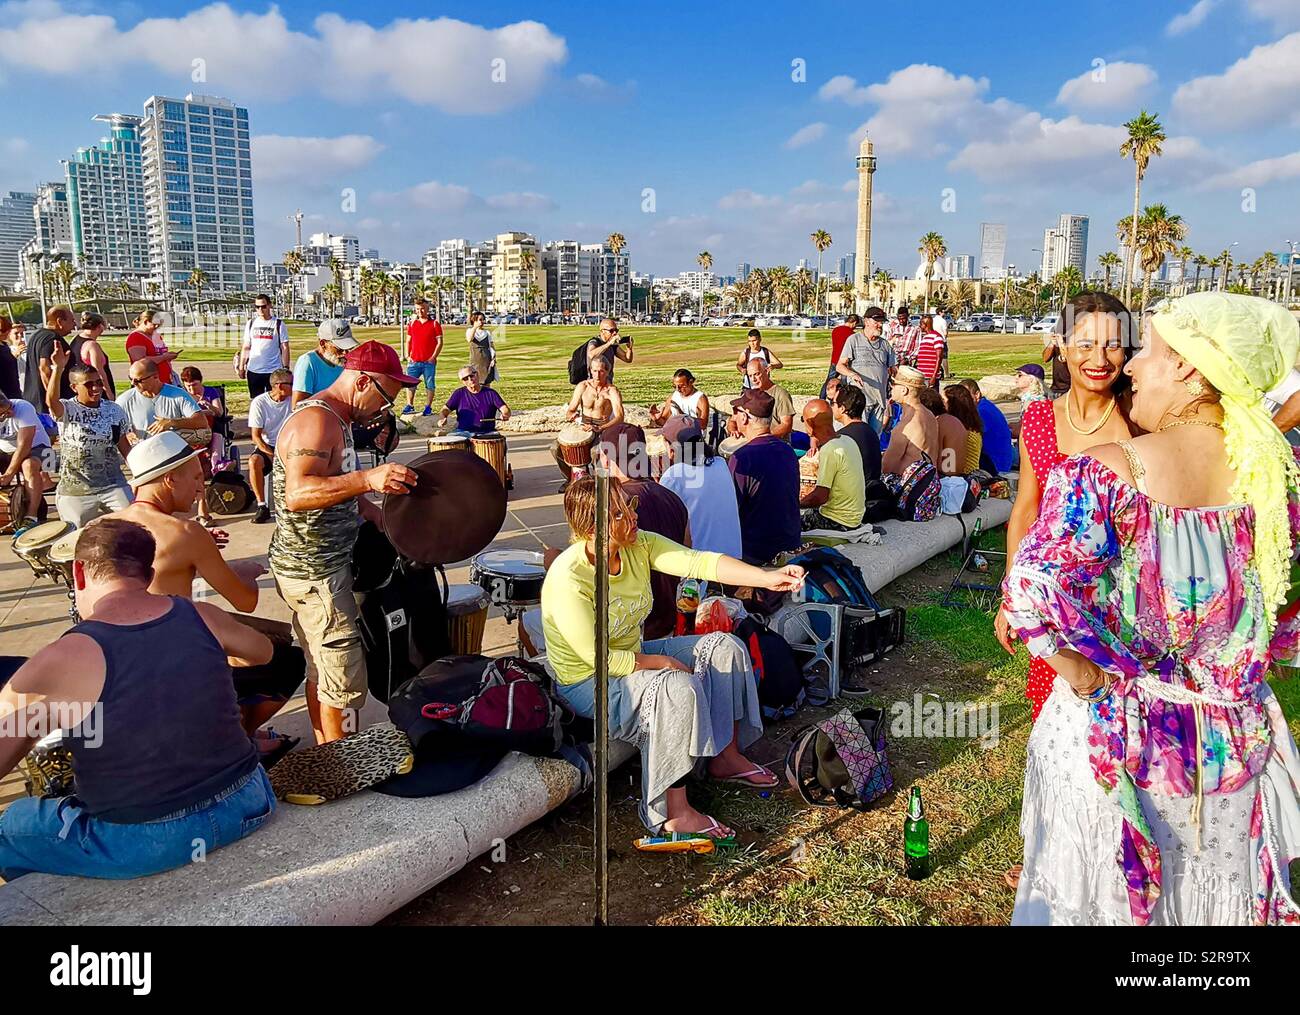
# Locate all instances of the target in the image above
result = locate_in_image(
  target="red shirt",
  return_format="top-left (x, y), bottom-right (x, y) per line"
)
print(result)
top-left (407, 319), bottom-right (443, 362)
top-left (830, 325), bottom-right (855, 366)
top-left (125, 329), bottom-right (171, 384)
top-left (915, 331), bottom-right (945, 383)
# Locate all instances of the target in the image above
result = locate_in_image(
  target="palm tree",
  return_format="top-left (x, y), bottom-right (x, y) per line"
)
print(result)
top-left (768, 265), bottom-right (793, 313)
top-left (1259, 251), bottom-right (1280, 298)
top-left (606, 233), bottom-right (626, 257)
top-left (872, 268), bottom-right (894, 308)
top-left (810, 229), bottom-right (832, 318)
top-left (1053, 265), bottom-right (1084, 303)
top-left (1176, 245), bottom-right (1195, 295)
top-left (1098, 251), bottom-right (1122, 292)
top-left (1191, 253), bottom-right (1209, 292)
top-left (696, 251), bottom-right (713, 319)
top-left (1119, 110), bottom-right (1166, 306)
top-left (282, 249), bottom-right (305, 320)
top-left (463, 275), bottom-right (484, 314)
top-left (50, 260), bottom-right (79, 306)
top-left (793, 266), bottom-right (814, 314)
top-left (748, 268), bottom-right (769, 312)
top-left (1135, 204), bottom-right (1188, 311)
top-left (948, 279), bottom-right (977, 317)
top-left (918, 231), bottom-right (947, 310)
top-left (319, 283), bottom-right (342, 317)
top-left (835, 277), bottom-right (857, 314)
top-left (1216, 248), bottom-right (1234, 292)
top-left (187, 268), bottom-right (209, 319)
top-left (524, 281), bottom-right (543, 316)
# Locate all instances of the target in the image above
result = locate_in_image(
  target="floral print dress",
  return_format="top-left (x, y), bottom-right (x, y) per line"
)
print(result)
top-left (1003, 454), bottom-right (1300, 925)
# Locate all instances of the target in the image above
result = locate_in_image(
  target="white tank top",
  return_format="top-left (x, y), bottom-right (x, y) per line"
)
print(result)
top-left (671, 389), bottom-right (705, 417)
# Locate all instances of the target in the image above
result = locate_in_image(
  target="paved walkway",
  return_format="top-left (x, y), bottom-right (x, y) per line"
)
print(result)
top-left (0, 431), bottom-right (569, 812)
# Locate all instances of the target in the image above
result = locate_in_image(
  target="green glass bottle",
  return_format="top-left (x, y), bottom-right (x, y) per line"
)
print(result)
top-left (904, 786), bottom-right (930, 880)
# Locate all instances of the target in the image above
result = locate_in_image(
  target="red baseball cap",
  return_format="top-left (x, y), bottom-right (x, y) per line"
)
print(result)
top-left (344, 340), bottom-right (419, 386)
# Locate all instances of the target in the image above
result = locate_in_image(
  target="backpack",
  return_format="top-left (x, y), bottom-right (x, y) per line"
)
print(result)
top-left (567, 342), bottom-right (591, 385)
top-left (733, 615), bottom-right (806, 720)
top-left (205, 469), bottom-right (256, 515)
top-left (785, 705), bottom-right (893, 810)
top-left (894, 457), bottom-right (941, 522)
top-left (787, 546), bottom-right (875, 607)
top-left (358, 557), bottom-right (452, 703)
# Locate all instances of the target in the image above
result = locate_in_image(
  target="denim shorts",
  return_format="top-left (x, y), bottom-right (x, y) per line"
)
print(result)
top-left (406, 360), bottom-right (437, 390)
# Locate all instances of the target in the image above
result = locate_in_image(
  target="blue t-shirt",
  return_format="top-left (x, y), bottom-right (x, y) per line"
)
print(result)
top-left (293, 351), bottom-right (343, 398)
top-left (727, 435), bottom-right (800, 565)
top-left (116, 383), bottom-right (202, 437)
top-left (660, 455), bottom-right (743, 559)
top-left (446, 386), bottom-right (505, 433)
top-left (977, 398), bottom-right (1014, 474)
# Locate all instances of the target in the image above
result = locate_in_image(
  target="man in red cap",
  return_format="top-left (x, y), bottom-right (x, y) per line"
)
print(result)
top-left (270, 340), bottom-right (419, 744)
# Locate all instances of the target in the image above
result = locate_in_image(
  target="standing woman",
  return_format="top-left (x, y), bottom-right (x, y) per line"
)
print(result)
top-left (0, 317), bottom-right (19, 399)
top-left (465, 311), bottom-right (497, 386)
top-left (1003, 293), bottom-right (1300, 925)
top-left (69, 312), bottom-right (116, 400)
top-left (736, 329), bottom-right (782, 389)
top-left (997, 292), bottom-right (1135, 722)
top-left (541, 476), bottom-right (804, 838)
top-left (125, 310), bottom-right (179, 385)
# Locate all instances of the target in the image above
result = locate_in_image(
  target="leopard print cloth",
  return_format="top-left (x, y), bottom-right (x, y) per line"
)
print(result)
top-left (268, 722), bottom-right (415, 804)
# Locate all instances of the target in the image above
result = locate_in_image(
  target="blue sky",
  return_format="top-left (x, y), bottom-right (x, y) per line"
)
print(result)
top-left (2, 0), bottom-right (1299, 278)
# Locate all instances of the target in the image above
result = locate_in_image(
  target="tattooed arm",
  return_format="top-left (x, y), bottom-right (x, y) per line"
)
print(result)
top-left (277, 405), bottom-right (416, 512)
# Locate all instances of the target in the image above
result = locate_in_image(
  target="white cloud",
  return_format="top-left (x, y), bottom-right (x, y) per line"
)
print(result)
top-left (485, 191), bottom-right (556, 212)
top-left (717, 189), bottom-right (782, 210)
top-left (1166, 0), bottom-right (1217, 35)
top-left (818, 75), bottom-right (870, 105)
top-left (1173, 31), bottom-right (1300, 131)
top-left (0, 4), bottom-right (568, 114)
top-left (1197, 150), bottom-right (1300, 189)
top-left (784, 122), bottom-right (827, 149)
top-left (377, 180), bottom-right (476, 213)
top-left (1056, 61), bottom-right (1156, 109)
top-left (1244, 0), bottom-right (1300, 31)
top-left (251, 134), bottom-right (383, 182)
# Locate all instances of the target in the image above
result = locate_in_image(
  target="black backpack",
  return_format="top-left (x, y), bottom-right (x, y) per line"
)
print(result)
top-left (567, 342), bottom-right (591, 384)
top-left (358, 557), bottom-right (452, 703)
top-left (733, 615), bottom-right (806, 720)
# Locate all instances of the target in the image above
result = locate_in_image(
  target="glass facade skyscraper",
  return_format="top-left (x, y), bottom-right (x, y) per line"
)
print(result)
top-left (63, 113), bottom-right (149, 280)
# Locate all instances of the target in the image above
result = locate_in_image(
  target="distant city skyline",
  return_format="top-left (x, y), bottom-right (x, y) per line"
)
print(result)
top-left (2, 2), bottom-right (1298, 283)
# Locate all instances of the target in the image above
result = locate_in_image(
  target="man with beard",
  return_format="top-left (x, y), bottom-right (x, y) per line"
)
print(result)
top-left (292, 319), bottom-right (359, 407)
top-left (270, 341), bottom-right (418, 743)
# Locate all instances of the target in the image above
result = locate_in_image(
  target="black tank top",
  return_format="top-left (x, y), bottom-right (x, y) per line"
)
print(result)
top-left (66, 598), bottom-right (259, 822)
top-left (68, 335), bottom-right (116, 396)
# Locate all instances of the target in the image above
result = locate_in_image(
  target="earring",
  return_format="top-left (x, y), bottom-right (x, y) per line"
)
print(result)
top-left (1184, 377), bottom-right (1205, 398)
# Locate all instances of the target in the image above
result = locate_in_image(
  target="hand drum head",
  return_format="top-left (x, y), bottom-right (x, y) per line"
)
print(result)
top-left (381, 450), bottom-right (506, 565)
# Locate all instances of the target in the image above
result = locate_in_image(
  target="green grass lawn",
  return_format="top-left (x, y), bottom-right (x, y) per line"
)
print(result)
top-left (97, 324), bottom-right (1045, 418)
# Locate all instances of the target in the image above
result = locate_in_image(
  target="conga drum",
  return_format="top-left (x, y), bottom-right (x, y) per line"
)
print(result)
top-left (470, 433), bottom-right (508, 486)
top-left (11, 520), bottom-right (72, 579)
top-left (47, 529), bottom-right (81, 622)
top-left (718, 435), bottom-right (748, 460)
top-left (22, 730), bottom-right (75, 798)
top-left (427, 434), bottom-right (470, 456)
top-left (446, 583), bottom-right (490, 655)
top-left (799, 452), bottom-right (820, 492)
top-left (557, 425), bottom-right (594, 479)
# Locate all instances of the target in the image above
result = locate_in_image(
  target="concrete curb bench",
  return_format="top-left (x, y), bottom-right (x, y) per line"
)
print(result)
top-left (0, 741), bottom-right (633, 926)
top-left (0, 500), bottom-right (1012, 926)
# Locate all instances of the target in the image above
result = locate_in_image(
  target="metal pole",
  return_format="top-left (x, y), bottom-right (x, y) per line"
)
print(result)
top-left (592, 464), bottom-right (611, 927)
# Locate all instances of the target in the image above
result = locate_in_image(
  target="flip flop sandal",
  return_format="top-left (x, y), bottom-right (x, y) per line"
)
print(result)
top-left (256, 731), bottom-right (301, 770)
top-left (715, 764), bottom-right (781, 789)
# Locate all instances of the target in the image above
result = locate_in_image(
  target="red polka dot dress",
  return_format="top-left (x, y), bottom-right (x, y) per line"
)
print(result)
top-left (1017, 398), bottom-right (1062, 722)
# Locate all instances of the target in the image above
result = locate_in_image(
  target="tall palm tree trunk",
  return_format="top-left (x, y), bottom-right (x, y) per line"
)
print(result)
top-left (1124, 163), bottom-right (1141, 307)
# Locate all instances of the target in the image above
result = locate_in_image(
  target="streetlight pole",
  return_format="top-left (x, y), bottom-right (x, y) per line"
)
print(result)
top-left (1287, 241), bottom-right (1296, 307)
top-left (1003, 264), bottom-right (1015, 333)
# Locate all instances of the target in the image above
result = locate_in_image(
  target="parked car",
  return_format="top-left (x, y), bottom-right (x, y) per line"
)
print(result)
top-left (1030, 314), bottom-right (1060, 334)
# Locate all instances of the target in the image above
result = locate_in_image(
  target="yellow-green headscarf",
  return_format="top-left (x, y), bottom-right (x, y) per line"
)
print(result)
top-left (1151, 293), bottom-right (1300, 632)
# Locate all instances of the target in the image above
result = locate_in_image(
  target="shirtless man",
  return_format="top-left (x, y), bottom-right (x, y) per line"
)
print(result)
top-left (882, 365), bottom-right (940, 477)
top-left (103, 432), bottom-right (305, 758)
top-left (554, 356), bottom-right (624, 481)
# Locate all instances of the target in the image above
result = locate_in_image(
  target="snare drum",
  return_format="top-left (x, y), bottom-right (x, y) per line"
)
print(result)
top-left (470, 550), bottom-right (546, 611)
top-left (11, 520), bottom-right (72, 579)
top-left (718, 435), bottom-right (748, 460)
top-left (557, 424), bottom-right (594, 478)
top-left (427, 434), bottom-right (470, 455)
top-left (471, 433), bottom-right (508, 486)
top-left (446, 583), bottom-right (490, 655)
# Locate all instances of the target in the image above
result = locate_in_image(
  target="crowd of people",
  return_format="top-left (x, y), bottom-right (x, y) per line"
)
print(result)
top-left (1, 290), bottom-right (1298, 930)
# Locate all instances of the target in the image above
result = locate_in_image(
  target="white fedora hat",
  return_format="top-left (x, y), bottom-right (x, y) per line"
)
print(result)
top-left (126, 431), bottom-right (202, 488)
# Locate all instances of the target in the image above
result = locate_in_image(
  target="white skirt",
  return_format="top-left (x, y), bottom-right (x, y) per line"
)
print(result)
top-left (1014, 677), bottom-right (1300, 926)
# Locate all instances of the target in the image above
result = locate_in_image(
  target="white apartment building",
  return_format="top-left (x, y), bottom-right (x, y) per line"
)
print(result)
top-left (140, 93), bottom-right (257, 296)
top-left (308, 232), bottom-right (360, 265)
top-left (19, 183), bottom-right (75, 292)
top-left (63, 113), bottom-right (149, 281)
top-left (1042, 214), bottom-right (1089, 278)
top-left (490, 232), bottom-right (540, 314)
top-left (423, 238), bottom-right (495, 311)
top-left (0, 191), bottom-right (36, 290)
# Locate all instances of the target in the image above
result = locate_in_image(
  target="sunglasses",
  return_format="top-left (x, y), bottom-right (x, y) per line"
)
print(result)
top-left (364, 374), bottom-right (397, 410)
top-left (131, 375), bottom-right (158, 386)
top-left (255, 304), bottom-right (271, 310)
top-left (78, 378), bottom-right (105, 390)
top-left (460, 371), bottom-right (479, 381)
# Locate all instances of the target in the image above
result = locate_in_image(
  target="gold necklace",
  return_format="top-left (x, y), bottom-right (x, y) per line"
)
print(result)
top-left (1064, 395), bottom-right (1117, 436)
top-left (1157, 418), bottom-right (1223, 433)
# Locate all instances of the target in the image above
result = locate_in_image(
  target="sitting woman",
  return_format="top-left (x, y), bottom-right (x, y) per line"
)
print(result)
top-left (179, 365), bottom-right (225, 526)
top-left (941, 382), bottom-right (984, 474)
top-left (918, 385), bottom-right (967, 476)
top-left (541, 476), bottom-right (805, 838)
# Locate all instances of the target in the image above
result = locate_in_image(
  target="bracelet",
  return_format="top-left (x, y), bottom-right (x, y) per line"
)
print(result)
top-left (1073, 677), bottom-right (1112, 702)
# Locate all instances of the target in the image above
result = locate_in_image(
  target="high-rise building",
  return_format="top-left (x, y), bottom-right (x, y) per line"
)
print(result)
top-left (0, 191), bottom-right (36, 290)
top-left (308, 232), bottom-right (360, 266)
top-left (838, 252), bottom-right (856, 285)
top-left (584, 242), bottom-right (630, 317)
top-left (736, 262), bottom-right (751, 282)
top-left (978, 223), bottom-right (1007, 279)
top-left (425, 238), bottom-right (495, 311)
top-left (1041, 214), bottom-right (1089, 279)
top-left (19, 182), bottom-right (74, 292)
top-left (1041, 227), bottom-right (1061, 277)
top-left (542, 240), bottom-right (585, 312)
top-left (140, 93), bottom-right (256, 295)
top-left (948, 254), bottom-right (975, 279)
top-left (63, 114), bottom-right (148, 280)
top-left (490, 232), bottom-right (540, 314)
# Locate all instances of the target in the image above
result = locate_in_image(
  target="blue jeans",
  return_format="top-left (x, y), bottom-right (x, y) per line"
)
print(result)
top-left (0, 766), bottom-right (275, 880)
top-left (406, 360), bottom-right (437, 392)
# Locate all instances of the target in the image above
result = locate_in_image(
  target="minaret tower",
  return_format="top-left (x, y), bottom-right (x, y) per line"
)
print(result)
top-left (855, 134), bottom-right (876, 311)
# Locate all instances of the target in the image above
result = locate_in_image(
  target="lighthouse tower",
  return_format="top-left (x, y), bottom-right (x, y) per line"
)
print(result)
top-left (855, 134), bottom-right (876, 312)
